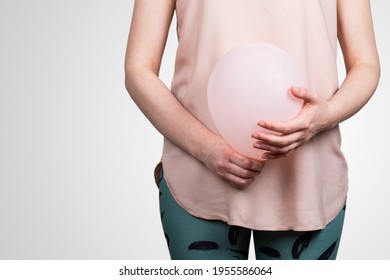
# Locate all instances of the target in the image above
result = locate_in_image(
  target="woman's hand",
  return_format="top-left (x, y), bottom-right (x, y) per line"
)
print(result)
top-left (125, 0), bottom-right (264, 189)
top-left (200, 135), bottom-right (265, 189)
top-left (251, 86), bottom-right (333, 160)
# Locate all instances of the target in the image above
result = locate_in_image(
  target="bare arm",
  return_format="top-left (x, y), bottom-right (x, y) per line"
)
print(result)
top-left (124, 0), bottom-right (264, 188)
top-left (329, 0), bottom-right (380, 123)
top-left (252, 0), bottom-right (380, 158)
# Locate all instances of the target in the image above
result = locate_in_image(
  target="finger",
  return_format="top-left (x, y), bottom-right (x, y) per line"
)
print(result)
top-left (261, 152), bottom-right (289, 160)
top-left (290, 86), bottom-right (318, 104)
top-left (214, 167), bottom-right (254, 188)
top-left (256, 117), bottom-right (308, 135)
top-left (229, 163), bottom-right (261, 179)
top-left (253, 139), bottom-right (302, 155)
top-left (224, 173), bottom-right (255, 189)
top-left (252, 131), bottom-right (303, 147)
top-left (229, 153), bottom-right (265, 173)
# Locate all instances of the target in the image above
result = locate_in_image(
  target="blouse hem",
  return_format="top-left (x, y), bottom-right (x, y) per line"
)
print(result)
top-left (163, 163), bottom-right (348, 231)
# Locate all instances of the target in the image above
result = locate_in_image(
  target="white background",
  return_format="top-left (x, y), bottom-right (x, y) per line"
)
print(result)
top-left (0, 0), bottom-right (388, 260)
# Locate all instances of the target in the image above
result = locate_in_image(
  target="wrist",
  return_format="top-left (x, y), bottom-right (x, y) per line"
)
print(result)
top-left (323, 99), bottom-right (342, 131)
top-left (193, 133), bottom-right (221, 164)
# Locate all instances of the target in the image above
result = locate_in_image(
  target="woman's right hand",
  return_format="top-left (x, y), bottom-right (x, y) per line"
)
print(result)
top-left (124, 0), bottom-right (264, 189)
top-left (199, 135), bottom-right (266, 189)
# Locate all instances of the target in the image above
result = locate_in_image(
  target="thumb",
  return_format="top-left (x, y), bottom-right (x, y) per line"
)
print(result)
top-left (290, 86), bottom-right (317, 104)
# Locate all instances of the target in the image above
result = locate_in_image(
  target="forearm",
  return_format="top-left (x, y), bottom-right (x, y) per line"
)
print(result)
top-left (125, 67), bottom-right (217, 162)
top-left (326, 62), bottom-right (380, 128)
top-left (124, 0), bottom-right (265, 188)
top-left (329, 0), bottom-right (381, 128)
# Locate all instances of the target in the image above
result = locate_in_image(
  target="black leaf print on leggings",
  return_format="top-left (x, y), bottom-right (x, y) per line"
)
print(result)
top-left (228, 226), bottom-right (241, 245)
top-left (188, 241), bottom-right (220, 251)
top-left (291, 232), bottom-right (313, 259)
top-left (317, 240), bottom-right (337, 260)
top-left (258, 246), bottom-right (282, 259)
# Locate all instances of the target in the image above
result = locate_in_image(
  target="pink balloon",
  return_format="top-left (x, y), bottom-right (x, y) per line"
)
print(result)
top-left (207, 42), bottom-right (305, 160)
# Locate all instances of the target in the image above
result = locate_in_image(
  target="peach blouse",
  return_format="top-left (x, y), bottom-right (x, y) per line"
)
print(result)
top-left (161, 0), bottom-right (348, 230)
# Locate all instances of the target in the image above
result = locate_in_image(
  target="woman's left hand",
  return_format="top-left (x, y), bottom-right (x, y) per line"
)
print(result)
top-left (251, 86), bottom-right (333, 160)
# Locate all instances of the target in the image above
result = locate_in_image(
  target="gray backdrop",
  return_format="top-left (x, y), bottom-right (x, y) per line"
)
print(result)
top-left (0, 0), bottom-right (388, 260)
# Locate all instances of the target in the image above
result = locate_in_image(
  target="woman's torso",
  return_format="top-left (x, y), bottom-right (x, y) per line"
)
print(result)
top-left (161, 0), bottom-right (348, 231)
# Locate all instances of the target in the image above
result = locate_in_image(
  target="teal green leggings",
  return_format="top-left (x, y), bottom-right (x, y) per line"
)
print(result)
top-left (157, 167), bottom-right (346, 260)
